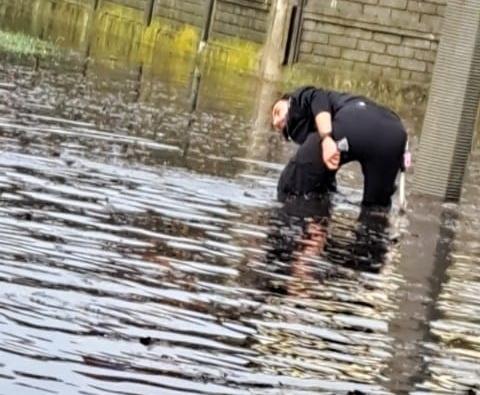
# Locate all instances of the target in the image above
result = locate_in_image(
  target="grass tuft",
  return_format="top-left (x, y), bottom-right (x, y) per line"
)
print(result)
top-left (0, 30), bottom-right (57, 56)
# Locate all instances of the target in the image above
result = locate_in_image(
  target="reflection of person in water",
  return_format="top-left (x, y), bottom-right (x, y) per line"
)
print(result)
top-left (272, 86), bottom-right (407, 209)
top-left (262, 198), bottom-right (392, 296)
top-left (245, 200), bottom-right (395, 390)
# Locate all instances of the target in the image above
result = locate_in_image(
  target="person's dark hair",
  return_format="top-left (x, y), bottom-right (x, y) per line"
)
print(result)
top-left (272, 92), bottom-right (292, 109)
top-left (271, 92), bottom-right (292, 139)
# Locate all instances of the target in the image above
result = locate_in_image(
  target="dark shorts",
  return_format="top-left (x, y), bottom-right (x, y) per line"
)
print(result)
top-left (278, 101), bottom-right (407, 207)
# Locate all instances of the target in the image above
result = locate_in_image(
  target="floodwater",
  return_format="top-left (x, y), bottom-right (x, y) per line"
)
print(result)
top-left (1, 2), bottom-right (480, 395)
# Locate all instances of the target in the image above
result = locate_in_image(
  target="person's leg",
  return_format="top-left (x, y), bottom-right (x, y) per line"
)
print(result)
top-left (361, 156), bottom-right (402, 208)
top-left (361, 112), bottom-right (406, 207)
top-left (277, 132), bottom-right (337, 202)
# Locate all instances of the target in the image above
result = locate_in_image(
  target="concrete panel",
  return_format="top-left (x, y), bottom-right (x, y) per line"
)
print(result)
top-left (414, 0), bottom-right (480, 200)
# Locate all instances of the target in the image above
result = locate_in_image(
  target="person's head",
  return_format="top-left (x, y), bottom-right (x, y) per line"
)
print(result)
top-left (271, 93), bottom-right (291, 138)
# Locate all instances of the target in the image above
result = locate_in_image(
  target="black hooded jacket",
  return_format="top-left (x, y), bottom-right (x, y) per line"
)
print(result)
top-left (283, 86), bottom-right (362, 145)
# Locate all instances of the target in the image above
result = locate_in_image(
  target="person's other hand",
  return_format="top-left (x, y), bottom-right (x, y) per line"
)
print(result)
top-left (321, 135), bottom-right (340, 170)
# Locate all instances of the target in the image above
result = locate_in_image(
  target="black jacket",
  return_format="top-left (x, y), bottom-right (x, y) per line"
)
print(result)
top-left (284, 86), bottom-right (362, 145)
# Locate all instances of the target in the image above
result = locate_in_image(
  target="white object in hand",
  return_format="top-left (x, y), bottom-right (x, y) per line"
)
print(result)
top-left (337, 137), bottom-right (349, 152)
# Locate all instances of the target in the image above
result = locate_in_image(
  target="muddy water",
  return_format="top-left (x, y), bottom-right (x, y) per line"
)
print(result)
top-left (1, 2), bottom-right (480, 395)
top-left (0, 51), bottom-right (402, 395)
top-left (410, 150), bottom-right (480, 394)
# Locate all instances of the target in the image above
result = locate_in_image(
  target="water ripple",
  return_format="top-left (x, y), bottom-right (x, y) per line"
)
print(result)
top-left (0, 52), bottom-right (413, 395)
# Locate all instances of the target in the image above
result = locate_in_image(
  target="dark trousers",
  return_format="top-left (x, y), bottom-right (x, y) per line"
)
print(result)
top-left (277, 101), bottom-right (407, 208)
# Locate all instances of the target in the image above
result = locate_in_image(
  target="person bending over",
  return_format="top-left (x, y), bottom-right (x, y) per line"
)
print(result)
top-left (272, 86), bottom-right (407, 208)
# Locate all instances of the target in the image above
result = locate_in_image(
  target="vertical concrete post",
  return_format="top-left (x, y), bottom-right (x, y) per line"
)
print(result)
top-left (262, 0), bottom-right (291, 80)
top-left (144, 0), bottom-right (156, 25)
top-left (201, 0), bottom-right (215, 45)
top-left (246, 80), bottom-right (283, 163)
top-left (414, 0), bottom-right (480, 201)
top-left (183, 0), bottom-right (216, 158)
top-left (31, 0), bottom-right (43, 37)
top-left (284, 0), bottom-right (305, 65)
top-left (188, 0), bottom-right (216, 113)
top-left (82, 0), bottom-right (101, 76)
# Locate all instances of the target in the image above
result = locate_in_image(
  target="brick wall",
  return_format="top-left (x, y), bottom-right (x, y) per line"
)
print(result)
top-left (153, 0), bottom-right (270, 43)
top-left (298, 0), bottom-right (446, 82)
top-left (113, 0), bottom-right (148, 10)
top-left (154, 0), bottom-right (206, 27)
top-left (212, 0), bottom-right (271, 43)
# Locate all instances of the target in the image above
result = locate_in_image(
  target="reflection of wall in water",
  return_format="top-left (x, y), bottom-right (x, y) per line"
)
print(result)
top-left (0, 0), bottom-right (93, 48)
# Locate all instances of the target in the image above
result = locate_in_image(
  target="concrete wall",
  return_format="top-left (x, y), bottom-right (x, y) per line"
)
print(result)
top-left (298, 0), bottom-right (446, 83)
top-left (413, 0), bottom-right (480, 200)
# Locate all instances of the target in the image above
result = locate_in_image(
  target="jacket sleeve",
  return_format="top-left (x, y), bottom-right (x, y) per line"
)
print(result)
top-left (309, 88), bottom-right (331, 116)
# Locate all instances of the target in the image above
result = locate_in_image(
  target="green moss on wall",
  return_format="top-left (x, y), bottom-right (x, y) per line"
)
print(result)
top-left (0, 0), bottom-right (262, 74)
top-left (203, 37), bottom-right (261, 72)
top-left (0, 30), bottom-right (58, 56)
top-left (283, 63), bottom-right (429, 133)
top-left (89, 2), bottom-right (261, 73)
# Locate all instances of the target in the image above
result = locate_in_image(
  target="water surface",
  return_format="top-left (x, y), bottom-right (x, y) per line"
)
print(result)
top-left (1, 2), bottom-right (480, 394)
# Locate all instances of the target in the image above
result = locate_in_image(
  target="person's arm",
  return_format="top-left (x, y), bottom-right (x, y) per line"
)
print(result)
top-left (314, 112), bottom-right (333, 139)
top-left (310, 91), bottom-right (340, 170)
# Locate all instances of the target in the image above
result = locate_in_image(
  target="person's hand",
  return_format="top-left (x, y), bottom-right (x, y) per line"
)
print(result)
top-left (321, 135), bottom-right (340, 170)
